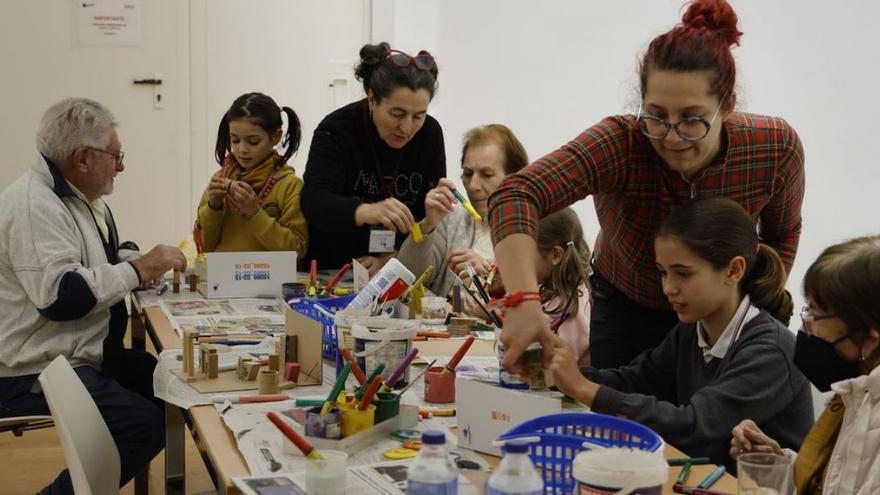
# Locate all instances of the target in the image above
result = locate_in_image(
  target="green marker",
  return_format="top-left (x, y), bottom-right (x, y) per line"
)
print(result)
top-left (675, 462), bottom-right (692, 485)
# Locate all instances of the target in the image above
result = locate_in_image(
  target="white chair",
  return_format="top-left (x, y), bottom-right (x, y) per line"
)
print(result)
top-left (38, 355), bottom-right (120, 495)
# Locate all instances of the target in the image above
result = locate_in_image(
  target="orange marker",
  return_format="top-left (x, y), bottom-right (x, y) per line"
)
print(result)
top-left (445, 335), bottom-right (475, 373)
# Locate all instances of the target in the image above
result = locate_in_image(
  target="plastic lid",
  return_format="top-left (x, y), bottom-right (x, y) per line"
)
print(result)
top-left (502, 440), bottom-right (530, 454)
top-left (572, 448), bottom-right (667, 487)
top-left (421, 430), bottom-right (446, 445)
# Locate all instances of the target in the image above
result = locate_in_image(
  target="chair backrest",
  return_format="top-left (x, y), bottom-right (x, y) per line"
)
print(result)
top-left (38, 356), bottom-right (120, 495)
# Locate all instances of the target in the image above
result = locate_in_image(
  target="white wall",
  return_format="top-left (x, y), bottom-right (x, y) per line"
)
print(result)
top-left (386, 0), bottom-right (880, 326)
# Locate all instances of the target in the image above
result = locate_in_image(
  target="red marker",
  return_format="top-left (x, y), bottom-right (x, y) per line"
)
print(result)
top-left (445, 335), bottom-right (475, 373)
top-left (266, 411), bottom-right (322, 460)
top-left (358, 375), bottom-right (383, 411)
top-left (341, 348), bottom-right (367, 386)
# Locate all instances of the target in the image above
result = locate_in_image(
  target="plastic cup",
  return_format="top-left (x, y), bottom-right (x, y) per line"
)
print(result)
top-left (373, 392), bottom-right (401, 423)
top-left (305, 449), bottom-right (348, 495)
top-left (420, 296), bottom-right (448, 320)
top-left (424, 367), bottom-right (456, 403)
top-left (282, 282), bottom-right (307, 302)
top-left (738, 453), bottom-right (794, 495)
top-left (339, 402), bottom-right (376, 437)
top-left (304, 406), bottom-right (342, 439)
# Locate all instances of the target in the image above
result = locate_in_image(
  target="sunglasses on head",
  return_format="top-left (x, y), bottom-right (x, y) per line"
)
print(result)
top-left (386, 49), bottom-right (436, 71)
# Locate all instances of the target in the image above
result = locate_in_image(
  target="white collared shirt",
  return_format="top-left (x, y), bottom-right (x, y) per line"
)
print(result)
top-left (696, 294), bottom-right (760, 363)
top-left (67, 181), bottom-right (109, 241)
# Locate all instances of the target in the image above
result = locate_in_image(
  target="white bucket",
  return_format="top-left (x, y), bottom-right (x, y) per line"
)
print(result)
top-left (572, 448), bottom-right (668, 494)
top-left (351, 319), bottom-right (418, 388)
top-left (333, 308), bottom-right (382, 352)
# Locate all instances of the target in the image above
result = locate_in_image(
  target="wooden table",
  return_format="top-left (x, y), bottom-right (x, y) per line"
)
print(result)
top-left (139, 302), bottom-right (738, 494)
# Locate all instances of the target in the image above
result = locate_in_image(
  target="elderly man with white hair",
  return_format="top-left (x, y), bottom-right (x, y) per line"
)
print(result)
top-left (0, 98), bottom-right (185, 494)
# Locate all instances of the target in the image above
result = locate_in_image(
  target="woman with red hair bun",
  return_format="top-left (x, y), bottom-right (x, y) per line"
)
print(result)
top-left (491, 0), bottom-right (805, 373)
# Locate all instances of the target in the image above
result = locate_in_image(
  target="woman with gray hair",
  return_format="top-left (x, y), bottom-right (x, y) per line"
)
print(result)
top-left (0, 97), bottom-right (183, 494)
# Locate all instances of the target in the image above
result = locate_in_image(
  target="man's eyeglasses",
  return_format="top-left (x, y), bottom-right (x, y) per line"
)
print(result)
top-left (636, 100), bottom-right (724, 142)
top-left (386, 49), bottom-right (436, 72)
top-left (86, 147), bottom-right (125, 167)
top-left (800, 306), bottom-right (836, 336)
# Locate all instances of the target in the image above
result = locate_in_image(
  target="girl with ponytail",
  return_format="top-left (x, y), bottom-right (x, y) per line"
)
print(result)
top-left (196, 92), bottom-right (308, 253)
top-left (548, 197), bottom-right (813, 470)
top-left (492, 0), bottom-right (806, 374)
top-left (535, 208), bottom-right (592, 365)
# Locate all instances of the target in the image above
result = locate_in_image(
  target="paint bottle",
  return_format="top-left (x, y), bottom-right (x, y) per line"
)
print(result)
top-left (346, 258), bottom-right (415, 310)
top-left (487, 440), bottom-right (543, 495)
top-left (407, 431), bottom-right (458, 495)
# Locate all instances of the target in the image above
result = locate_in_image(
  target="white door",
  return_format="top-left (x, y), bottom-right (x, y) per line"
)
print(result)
top-left (0, 0), bottom-right (192, 250)
top-left (189, 0), bottom-right (371, 215)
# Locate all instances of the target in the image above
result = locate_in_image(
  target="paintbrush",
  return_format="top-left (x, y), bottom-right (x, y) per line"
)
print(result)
top-left (357, 375), bottom-right (383, 411)
top-left (266, 411), bottom-right (323, 460)
top-left (356, 363), bottom-right (386, 400)
top-left (341, 348), bottom-right (367, 386)
top-left (396, 359), bottom-right (436, 396)
top-left (380, 347), bottom-right (419, 392)
top-left (449, 187), bottom-right (482, 223)
top-left (321, 263), bottom-right (351, 296)
top-left (444, 335), bottom-right (475, 374)
top-left (320, 361), bottom-right (351, 415)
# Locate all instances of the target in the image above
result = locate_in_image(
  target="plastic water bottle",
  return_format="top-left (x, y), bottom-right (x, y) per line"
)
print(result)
top-left (407, 431), bottom-right (458, 495)
top-left (487, 441), bottom-right (544, 495)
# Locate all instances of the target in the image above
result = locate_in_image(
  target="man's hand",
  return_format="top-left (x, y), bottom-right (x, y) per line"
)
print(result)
top-left (131, 245), bottom-right (186, 283)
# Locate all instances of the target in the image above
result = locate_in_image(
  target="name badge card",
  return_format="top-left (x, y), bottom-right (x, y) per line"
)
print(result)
top-left (369, 228), bottom-right (396, 253)
top-left (206, 251), bottom-right (298, 299)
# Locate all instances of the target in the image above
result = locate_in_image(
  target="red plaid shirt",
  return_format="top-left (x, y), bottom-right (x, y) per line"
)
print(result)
top-left (489, 113), bottom-right (805, 310)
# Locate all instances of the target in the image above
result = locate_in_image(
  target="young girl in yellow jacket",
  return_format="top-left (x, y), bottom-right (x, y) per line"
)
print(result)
top-left (196, 92), bottom-right (308, 254)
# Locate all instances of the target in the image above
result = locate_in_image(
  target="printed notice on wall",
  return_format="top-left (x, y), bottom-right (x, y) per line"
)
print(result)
top-left (77, 1), bottom-right (142, 46)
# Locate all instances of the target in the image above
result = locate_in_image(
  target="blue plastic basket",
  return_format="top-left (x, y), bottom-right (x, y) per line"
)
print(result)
top-left (288, 293), bottom-right (357, 359)
top-left (497, 412), bottom-right (663, 494)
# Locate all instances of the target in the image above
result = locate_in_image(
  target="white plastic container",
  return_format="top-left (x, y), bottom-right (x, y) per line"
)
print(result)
top-left (572, 448), bottom-right (667, 494)
top-left (351, 319), bottom-right (419, 387)
top-left (305, 449), bottom-right (348, 495)
top-left (346, 258), bottom-right (415, 310)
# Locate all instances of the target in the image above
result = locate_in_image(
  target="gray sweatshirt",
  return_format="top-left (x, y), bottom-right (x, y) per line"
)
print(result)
top-left (398, 207), bottom-right (476, 296)
top-left (0, 156), bottom-right (141, 377)
top-left (583, 312), bottom-right (814, 470)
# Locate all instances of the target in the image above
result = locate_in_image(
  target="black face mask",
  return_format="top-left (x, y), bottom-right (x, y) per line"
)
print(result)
top-left (794, 331), bottom-right (861, 392)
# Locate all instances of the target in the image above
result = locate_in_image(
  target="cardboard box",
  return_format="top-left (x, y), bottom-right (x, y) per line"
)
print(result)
top-left (456, 378), bottom-right (563, 456)
top-left (284, 305), bottom-right (326, 386)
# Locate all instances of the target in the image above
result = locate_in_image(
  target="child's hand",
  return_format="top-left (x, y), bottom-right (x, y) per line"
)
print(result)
top-left (229, 181), bottom-right (261, 219)
top-left (206, 171), bottom-right (229, 209)
top-left (421, 178), bottom-right (458, 234)
top-left (447, 249), bottom-right (491, 278)
top-left (548, 334), bottom-right (597, 405)
top-left (729, 420), bottom-right (783, 460)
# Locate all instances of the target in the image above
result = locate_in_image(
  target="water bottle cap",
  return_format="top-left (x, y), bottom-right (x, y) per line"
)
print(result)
top-left (502, 440), bottom-right (530, 454)
top-left (421, 430), bottom-right (446, 445)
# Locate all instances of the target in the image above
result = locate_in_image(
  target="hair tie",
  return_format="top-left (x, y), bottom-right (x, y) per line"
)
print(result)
top-left (566, 241), bottom-right (575, 247)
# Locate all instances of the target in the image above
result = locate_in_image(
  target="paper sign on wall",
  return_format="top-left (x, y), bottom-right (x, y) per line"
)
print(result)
top-left (206, 251), bottom-right (298, 299)
top-left (77, 1), bottom-right (142, 46)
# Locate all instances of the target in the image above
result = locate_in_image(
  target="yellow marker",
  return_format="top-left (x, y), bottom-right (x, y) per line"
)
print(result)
top-left (450, 188), bottom-right (482, 223)
top-left (411, 221), bottom-right (424, 242)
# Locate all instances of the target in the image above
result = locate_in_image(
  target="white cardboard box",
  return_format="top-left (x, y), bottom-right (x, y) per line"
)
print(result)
top-left (456, 378), bottom-right (563, 456)
top-left (205, 251), bottom-right (298, 299)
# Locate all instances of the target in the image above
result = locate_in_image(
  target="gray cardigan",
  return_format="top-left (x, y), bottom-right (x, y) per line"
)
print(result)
top-left (0, 156), bottom-right (141, 377)
top-left (582, 311), bottom-right (814, 470)
top-left (397, 207), bottom-right (476, 296)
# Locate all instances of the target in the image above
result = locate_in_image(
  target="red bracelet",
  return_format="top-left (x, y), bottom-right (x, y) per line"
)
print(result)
top-left (490, 291), bottom-right (541, 308)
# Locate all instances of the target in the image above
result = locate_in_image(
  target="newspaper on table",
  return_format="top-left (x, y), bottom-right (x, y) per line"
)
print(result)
top-left (154, 298), bottom-right (285, 337)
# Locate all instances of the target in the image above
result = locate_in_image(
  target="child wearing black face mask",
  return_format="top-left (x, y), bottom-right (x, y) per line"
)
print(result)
top-left (731, 235), bottom-right (880, 494)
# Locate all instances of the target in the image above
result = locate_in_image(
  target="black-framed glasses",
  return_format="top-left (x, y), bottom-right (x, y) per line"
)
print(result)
top-left (86, 147), bottom-right (125, 167)
top-left (386, 49), bottom-right (436, 71)
top-left (800, 306), bottom-right (836, 336)
top-left (636, 100), bottom-right (723, 142)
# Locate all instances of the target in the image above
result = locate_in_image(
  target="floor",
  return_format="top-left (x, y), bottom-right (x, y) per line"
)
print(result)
top-left (0, 329), bottom-right (216, 495)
